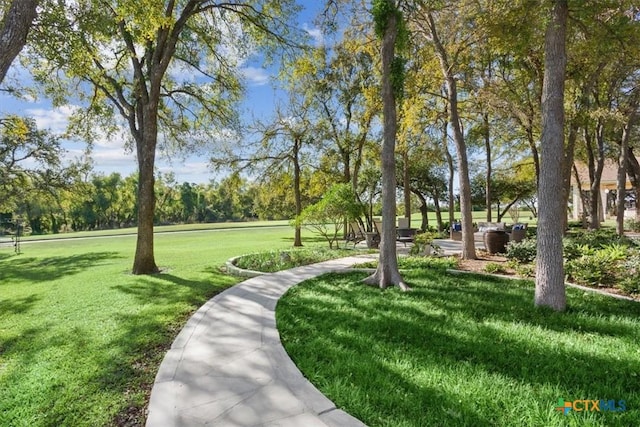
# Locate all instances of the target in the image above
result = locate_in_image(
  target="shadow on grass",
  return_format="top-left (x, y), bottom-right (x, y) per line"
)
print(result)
top-left (277, 271), bottom-right (640, 427)
top-left (111, 269), bottom-right (237, 306)
top-left (0, 267), bottom-right (240, 426)
top-left (0, 294), bottom-right (41, 315)
top-left (0, 252), bottom-right (123, 284)
top-left (101, 268), bottom-right (239, 424)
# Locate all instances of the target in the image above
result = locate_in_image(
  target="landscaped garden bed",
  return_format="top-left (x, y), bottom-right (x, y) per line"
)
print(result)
top-left (230, 246), bottom-right (372, 274)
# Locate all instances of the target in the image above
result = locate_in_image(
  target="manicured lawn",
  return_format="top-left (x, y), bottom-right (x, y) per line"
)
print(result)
top-left (277, 267), bottom-right (640, 427)
top-left (0, 224), bottom-right (310, 426)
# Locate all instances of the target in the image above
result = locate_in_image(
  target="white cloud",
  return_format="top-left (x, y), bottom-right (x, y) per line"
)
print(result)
top-left (25, 105), bottom-right (78, 134)
top-left (156, 160), bottom-right (215, 183)
top-left (303, 23), bottom-right (324, 47)
top-left (240, 66), bottom-right (270, 86)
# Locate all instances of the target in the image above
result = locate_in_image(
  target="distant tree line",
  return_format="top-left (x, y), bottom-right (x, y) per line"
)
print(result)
top-left (2, 171), bottom-right (293, 235)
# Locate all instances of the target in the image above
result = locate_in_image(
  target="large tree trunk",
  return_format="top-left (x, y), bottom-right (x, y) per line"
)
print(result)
top-left (448, 81), bottom-right (475, 259)
top-left (132, 107), bottom-right (160, 274)
top-left (403, 148), bottom-right (411, 221)
top-left (0, 0), bottom-right (39, 83)
top-left (535, 0), bottom-right (568, 311)
top-left (617, 123), bottom-right (631, 236)
top-left (627, 147), bottom-right (640, 221)
top-left (484, 113), bottom-right (492, 222)
top-left (526, 126), bottom-right (541, 185)
top-left (442, 108), bottom-right (455, 235)
top-left (433, 189), bottom-right (443, 231)
top-left (586, 122), bottom-right (606, 229)
top-left (293, 138), bottom-right (303, 246)
top-left (561, 123), bottom-right (578, 232)
top-left (427, 11), bottom-right (476, 260)
top-left (411, 189), bottom-right (428, 232)
top-left (364, 1), bottom-right (408, 291)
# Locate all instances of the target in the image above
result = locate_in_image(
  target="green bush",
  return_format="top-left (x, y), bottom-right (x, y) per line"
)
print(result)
top-left (295, 183), bottom-right (364, 248)
top-left (625, 218), bottom-right (640, 232)
top-left (565, 246), bottom-right (625, 287)
top-left (619, 254), bottom-right (640, 294)
top-left (505, 238), bottom-right (537, 263)
top-left (565, 228), bottom-right (623, 248)
top-left (598, 243), bottom-right (628, 261)
top-left (409, 231), bottom-right (441, 256)
top-left (562, 241), bottom-right (595, 261)
top-left (484, 262), bottom-right (506, 274)
top-left (234, 247), bottom-right (359, 273)
top-left (515, 263), bottom-right (535, 278)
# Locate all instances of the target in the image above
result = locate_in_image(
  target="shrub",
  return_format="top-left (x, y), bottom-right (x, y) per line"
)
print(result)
top-left (234, 247), bottom-right (358, 272)
top-left (515, 263), bottom-right (535, 278)
top-left (618, 254), bottom-right (640, 293)
top-left (565, 228), bottom-right (622, 248)
top-left (598, 243), bottom-right (628, 261)
top-left (295, 184), bottom-right (364, 249)
top-left (625, 218), bottom-right (640, 232)
top-left (505, 238), bottom-right (537, 263)
top-left (484, 262), bottom-right (506, 274)
top-left (409, 231), bottom-right (441, 256)
top-left (563, 241), bottom-right (595, 261)
top-left (565, 248), bottom-right (624, 287)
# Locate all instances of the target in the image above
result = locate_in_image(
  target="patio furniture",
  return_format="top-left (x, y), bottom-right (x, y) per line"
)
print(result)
top-left (509, 223), bottom-right (528, 243)
top-left (484, 229), bottom-right (509, 254)
top-left (347, 221), bottom-right (366, 247)
top-left (396, 217), bottom-right (416, 246)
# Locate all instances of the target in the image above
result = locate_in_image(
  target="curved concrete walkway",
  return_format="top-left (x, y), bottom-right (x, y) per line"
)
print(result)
top-left (146, 256), bottom-right (371, 427)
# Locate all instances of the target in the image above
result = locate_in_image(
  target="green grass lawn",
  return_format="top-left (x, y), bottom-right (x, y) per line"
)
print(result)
top-left (0, 224), bottom-right (311, 426)
top-left (277, 268), bottom-right (640, 427)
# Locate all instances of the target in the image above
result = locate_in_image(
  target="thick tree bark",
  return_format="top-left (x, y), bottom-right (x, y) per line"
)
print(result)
top-left (526, 126), bottom-right (540, 186)
top-left (0, 0), bottom-right (38, 84)
top-left (535, 0), bottom-right (568, 311)
top-left (627, 147), bottom-right (640, 221)
top-left (410, 189), bottom-right (428, 231)
top-left (427, 11), bottom-right (476, 260)
top-left (484, 113), bottom-right (492, 222)
top-left (586, 123), bottom-right (606, 229)
top-left (617, 124), bottom-right (631, 236)
top-left (560, 123), bottom-right (578, 232)
top-left (364, 2), bottom-right (408, 291)
top-left (132, 106), bottom-right (160, 274)
top-left (403, 148), bottom-right (411, 221)
top-left (441, 108), bottom-right (455, 235)
top-left (433, 189), bottom-right (443, 231)
top-left (293, 137), bottom-right (303, 246)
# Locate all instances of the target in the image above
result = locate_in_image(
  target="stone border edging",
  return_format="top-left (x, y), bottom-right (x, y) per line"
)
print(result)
top-left (225, 255), bottom-right (265, 278)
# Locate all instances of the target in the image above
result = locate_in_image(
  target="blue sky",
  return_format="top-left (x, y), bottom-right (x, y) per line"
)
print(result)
top-left (0, 2), bottom-right (326, 184)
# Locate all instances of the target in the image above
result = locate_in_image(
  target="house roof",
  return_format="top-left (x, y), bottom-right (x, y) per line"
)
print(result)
top-left (572, 160), bottom-right (632, 190)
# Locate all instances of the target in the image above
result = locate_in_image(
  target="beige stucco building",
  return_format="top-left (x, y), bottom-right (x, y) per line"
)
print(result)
top-left (571, 160), bottom-right (636, 222)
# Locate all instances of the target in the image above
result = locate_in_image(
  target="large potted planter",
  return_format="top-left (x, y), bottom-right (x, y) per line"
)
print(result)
top-left (365, 231), bottom-right (380, 249)
top-left (484, 229), bottom-right (509, 254)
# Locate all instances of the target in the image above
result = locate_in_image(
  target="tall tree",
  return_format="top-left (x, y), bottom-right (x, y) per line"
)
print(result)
top-left (413, 1), bottom-right (478, 260)
top-left (29, 0), bottom-right (296, 274)
top-left (364, 0), bottom-right (408, 291)
top-left (0, 116), bottom-right (77, 208)
top-left (0, 0), bottom-right (38, 83)
top-left (535, 0), bottom-right (568, 311)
